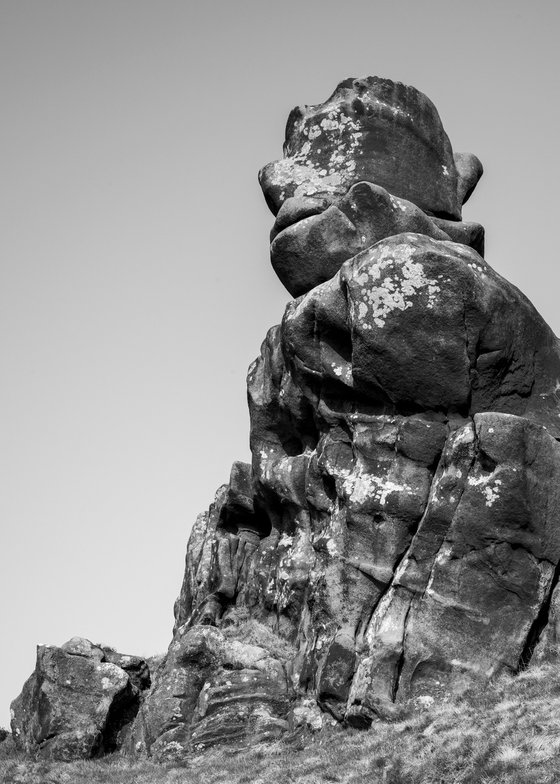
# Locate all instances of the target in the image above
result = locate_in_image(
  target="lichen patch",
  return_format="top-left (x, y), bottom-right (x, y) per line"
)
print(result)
top-left (351, 244), bottom-right (442, 329)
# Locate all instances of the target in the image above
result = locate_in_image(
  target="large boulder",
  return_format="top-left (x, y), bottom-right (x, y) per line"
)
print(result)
top-left (269, 182), bottom-right (484, 297)
top-left (10, 637), bottom-right (150, 760)
top-left (259, 76), bottom-right (484, 295)
top-left (279, 233), bottom-right (560, 435)
top-left (260, 76), bottom-right (481, 220)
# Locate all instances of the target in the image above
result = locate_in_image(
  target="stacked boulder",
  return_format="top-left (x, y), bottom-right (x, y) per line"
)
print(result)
top-left (12, 76), bottom-right (560, 759)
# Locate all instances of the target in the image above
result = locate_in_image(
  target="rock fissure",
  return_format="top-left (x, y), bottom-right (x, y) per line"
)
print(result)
top-left (392, 598), bottom-right (413, 703)
top-left (463, 304), bottom-right (475, 416)
top-left (517, 556), bottom-right (560, 672)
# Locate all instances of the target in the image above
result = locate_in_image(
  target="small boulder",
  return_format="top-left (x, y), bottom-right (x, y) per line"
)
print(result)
top-left (10, 638), bottom-right (150, 760)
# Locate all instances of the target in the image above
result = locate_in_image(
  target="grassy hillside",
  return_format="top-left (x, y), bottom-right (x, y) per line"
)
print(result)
top-left (2, 662), bottom-right (560, 783)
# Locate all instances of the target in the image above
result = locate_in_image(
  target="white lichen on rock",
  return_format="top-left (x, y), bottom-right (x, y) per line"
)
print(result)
top-left (352, 243), bottom-right (441, 329)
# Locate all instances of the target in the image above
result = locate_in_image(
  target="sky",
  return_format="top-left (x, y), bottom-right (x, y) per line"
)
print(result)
top-left (1, 0), bottom-right (559, 729)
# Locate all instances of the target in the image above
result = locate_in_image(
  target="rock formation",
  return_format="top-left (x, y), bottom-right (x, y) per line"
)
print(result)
top-left (260, 77), bottom-right (484, 296)
top-left (12, 75), bottom-right (560, 760)
top-left (11, 638), bottom-right (150, 760)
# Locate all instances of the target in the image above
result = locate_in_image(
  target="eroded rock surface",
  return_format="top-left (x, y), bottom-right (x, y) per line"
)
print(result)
top-left (135, 224), bottom-right (560, 749)
top-left (278, 234), bottom-right (560, 435)
top-left (126, 623), bottom-right (292, 759)
top-left (260, 76), bottom-right (484, 296)
top-left (136, 76), bottom-right (560, 750)
top-left (13, 75), bottom-right (560, 760)
top-left (10, 638), bottom-right (150, 760)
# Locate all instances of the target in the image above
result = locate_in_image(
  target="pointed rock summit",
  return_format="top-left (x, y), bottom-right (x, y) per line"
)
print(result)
top-left (12, 76), bottom-right (560, 760)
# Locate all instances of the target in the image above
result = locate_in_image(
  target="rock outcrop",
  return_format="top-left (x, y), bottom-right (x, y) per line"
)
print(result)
top-left (12, 75), bottom-right (560, 759)
top-left (126, 76), bottom-right (560, 756)
top-left (125, 621), bottom-right (293, 760)
top-left (10, 638), bottom-right (150, 760)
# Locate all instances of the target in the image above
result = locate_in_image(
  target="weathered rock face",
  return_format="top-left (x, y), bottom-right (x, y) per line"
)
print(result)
top-left (259, 76), bottom-right (484, 296)
top-left (10, 638), bottom-right (150, 760)
top-left (277, 234), bottom-right (560, 435)
top-left (268, 182), bottom-right (485, 297)
top-left (165, 331), bottom-right (560, 730)
top-left (13, 75), bottom-right (560, 760)
top-left (135, 76), bottom-right (560, 751)
top-left (126, 622), bottom-right (293, 759)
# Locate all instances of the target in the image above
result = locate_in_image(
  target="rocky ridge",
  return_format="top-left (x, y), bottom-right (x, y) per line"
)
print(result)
top-left (11, 75), bottom-right (560, 761)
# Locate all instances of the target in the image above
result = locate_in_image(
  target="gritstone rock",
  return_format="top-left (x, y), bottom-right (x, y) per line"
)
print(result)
top-left (260, 76), bottom-right (484, 296)
top-left (10, 638), bottom-right (150, 760)
top-left (12, 75), bottom-right (560, 759)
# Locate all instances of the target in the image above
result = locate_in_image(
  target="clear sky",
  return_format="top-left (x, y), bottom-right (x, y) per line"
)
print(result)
top-left (1, 0), bottom-right (559, 728)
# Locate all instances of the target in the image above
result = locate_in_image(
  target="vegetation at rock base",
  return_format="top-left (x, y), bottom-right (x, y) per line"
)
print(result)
top-left (3, 663), bottom-right (560, 783)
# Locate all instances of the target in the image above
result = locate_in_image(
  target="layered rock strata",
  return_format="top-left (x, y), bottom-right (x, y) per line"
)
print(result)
top-left (12, 75), bottom-right (560, 759)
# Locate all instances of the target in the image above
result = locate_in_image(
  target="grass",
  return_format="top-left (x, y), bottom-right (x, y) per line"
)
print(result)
top-left (221, 616), bottom-right (296, 660)
top-left (3, 662), bottom-right (560, 783)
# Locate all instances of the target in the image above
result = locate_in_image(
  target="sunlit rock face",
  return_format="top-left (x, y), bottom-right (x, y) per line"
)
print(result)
top-left (127, 77), bottom-right (560, 757)
top-left (259, 76), bottom-right (484, 296)
top-left (13, 76), bottom-right (560, 760)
